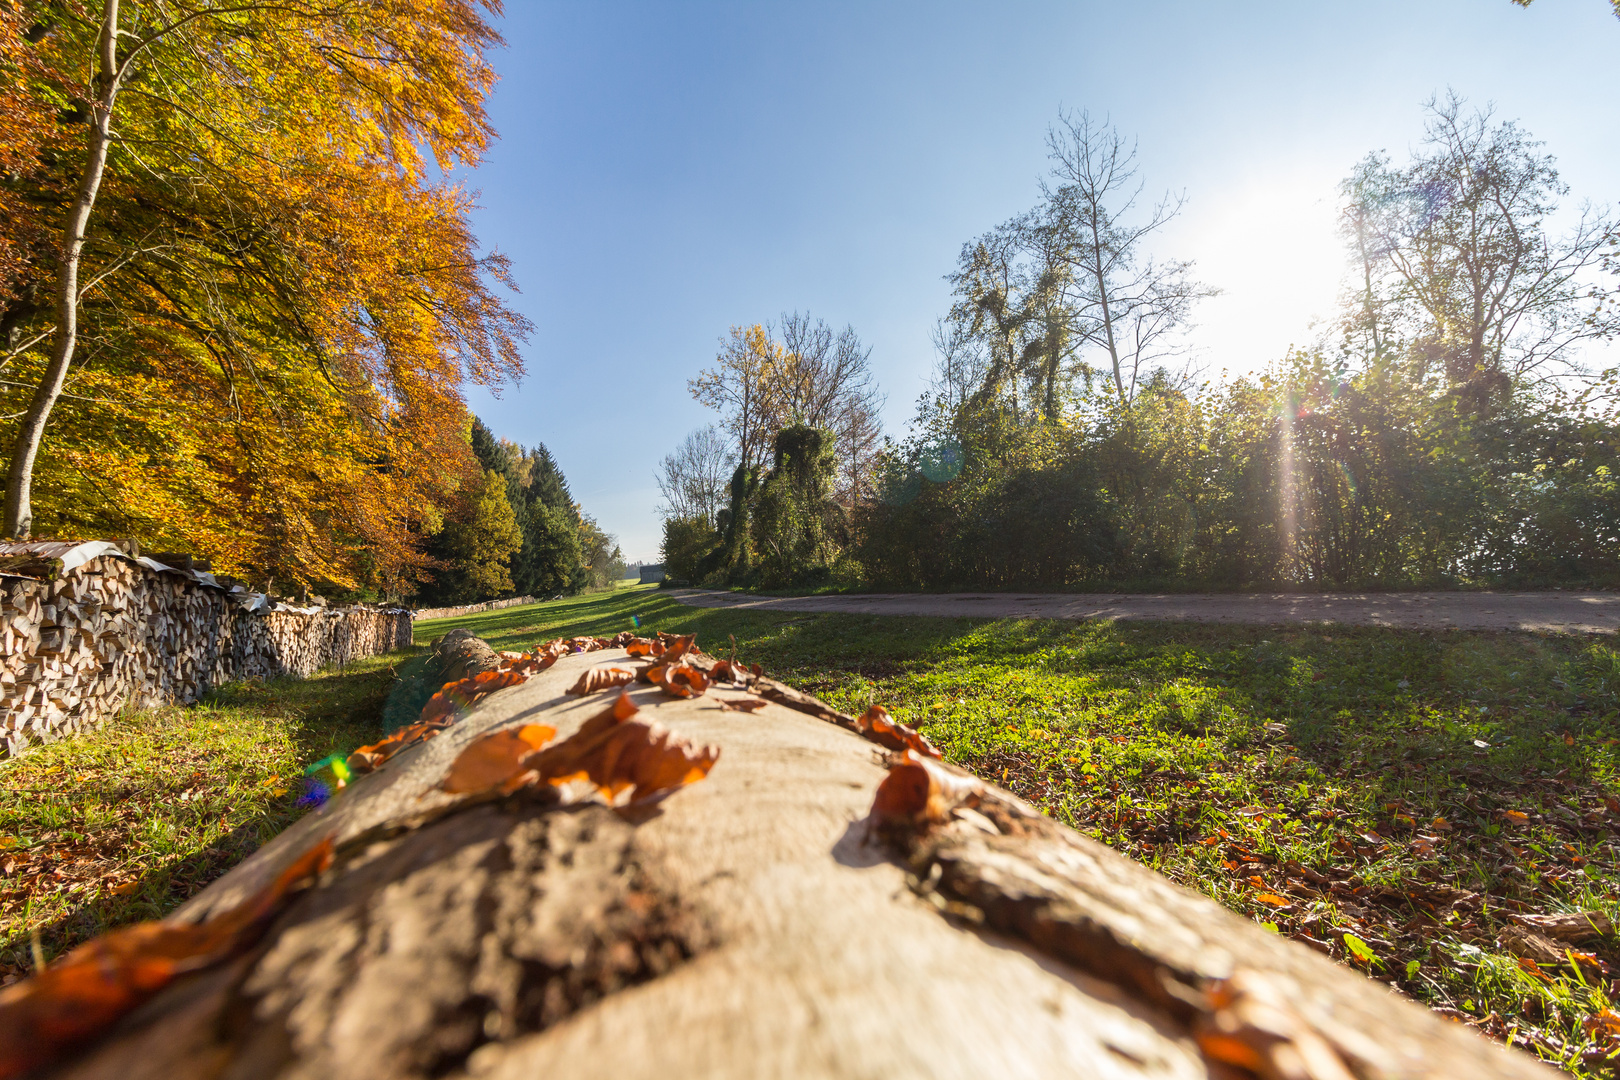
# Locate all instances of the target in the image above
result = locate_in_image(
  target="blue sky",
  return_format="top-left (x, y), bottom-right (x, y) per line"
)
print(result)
top-left (463, 0), bottom-right (1620, 562)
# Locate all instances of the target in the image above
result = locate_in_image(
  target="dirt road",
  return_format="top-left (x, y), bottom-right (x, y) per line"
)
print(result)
top-left (667, 588), bottom-right (1619, 635)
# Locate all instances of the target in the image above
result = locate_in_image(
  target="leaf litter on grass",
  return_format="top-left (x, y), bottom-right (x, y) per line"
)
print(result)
top-left (0, 650), bottom-right (411, 984)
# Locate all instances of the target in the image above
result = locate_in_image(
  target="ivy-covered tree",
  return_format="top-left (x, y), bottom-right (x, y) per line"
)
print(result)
top-left (752, 425), bottom-right (841, 587)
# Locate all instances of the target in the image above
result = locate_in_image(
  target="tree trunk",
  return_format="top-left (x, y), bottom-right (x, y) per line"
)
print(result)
top-left (3, 0), bottom-right (121, 539)
top-left (31, 642), bottom-right (1560, 1080)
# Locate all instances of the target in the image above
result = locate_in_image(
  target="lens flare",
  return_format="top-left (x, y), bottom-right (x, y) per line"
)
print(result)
top-left (1278, 394), bottom-right (1297, 571)
top-left (305, 753), bottom-right (351, 791)
top-left (296, 778), bottom-right (330, 809)
top-left (919, 438), bottom-right (964, 483)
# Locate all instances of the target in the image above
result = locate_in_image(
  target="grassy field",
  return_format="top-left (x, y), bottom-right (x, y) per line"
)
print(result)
top-left (3, 585), bottom-right (1617, 1073)
top-left (421, 585), bottom-right (1620, 1076)
top-left (0, 649), bottom-right (419, 982)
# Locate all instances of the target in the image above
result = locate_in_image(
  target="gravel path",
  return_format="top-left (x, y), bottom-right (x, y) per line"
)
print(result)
top-left (667, 588), bottom-right (1620, 635)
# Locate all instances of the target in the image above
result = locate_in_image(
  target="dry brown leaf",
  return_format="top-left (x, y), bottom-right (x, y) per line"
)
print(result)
top-left (871, 749), bottom-right (983, 825)
top-left (658, 634), bottom-right (696, 663)
top-left (855, 704), bottom-right (941, 759)
top-left (347, 717), bottom-right (454, 774)
top-left (1502, 927), bottom-right (1552, 959)
top-left (625, 637), bottom-right (665, 659)
top-left (719, 697), bottom-right (768, 713)
top-left (566, 666), bottom-right (638, 696)
top-left (656, 663), bottom-right (709, 699)
top-left (419, 668), bottom-right (531, 726)
top-left (1585, 1008), bottom-right (1620, 1040)
top-left (501, 650), bottom-right (562, 676)
top-left (0, 838), bottom-right (333, 1079)
top-left (518, 690), bottom-right (719, 803)
top-left (1196, 970), bottom-right (1357, 1080)
top-left (441, 724), bottom-right (557, 795)
top-left (709, 658), bottom-right (757, 685)
top-left (1510, 910), bottom-right (1613, 943)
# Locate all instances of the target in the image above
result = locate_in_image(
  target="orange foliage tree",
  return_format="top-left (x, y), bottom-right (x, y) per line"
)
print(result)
top-left (0, 0), bottom-right (528, 594)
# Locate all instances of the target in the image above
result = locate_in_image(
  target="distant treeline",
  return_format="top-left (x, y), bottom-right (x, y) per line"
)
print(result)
top-left (664, 99), bottom-right (1619, 592)
top-left (415, 418), bottom-right (623, 608)
top-left (860, 360), bottom-right (1618, 590)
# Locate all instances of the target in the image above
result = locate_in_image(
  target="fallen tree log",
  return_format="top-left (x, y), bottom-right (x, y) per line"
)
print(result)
top-left (4, 637), bottom-right (1560, 1080)
top-left (429, 627), bottom-right (503, 683)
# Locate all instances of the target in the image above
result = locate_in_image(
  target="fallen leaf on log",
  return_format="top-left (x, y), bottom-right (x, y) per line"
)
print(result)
top-left (567, 666), bottom-right (638, 696)
top-left (652, 663), bottom-right (709, 699)
top-left (1196, 970), bottom-right (1357, 1080)
top-left (501, 650), bottom-right (562, 675)
top-left (442, 725), bottom-right (558, 795)
top-left (0, 837), bottom-right (333, 1079)
top-left (347, 718), bottom-right (454, 774)
top-left (856, 704), bottom-right (941, 759)
top-left (351, 666), bottom-right (541, 774)
top-left (420, 669), bottom-right (531, 725)
top-left (625, 637), bottom-right (665, 659)
top-left (519, 691), bottom-right (719, 804)
top-left (871, 750), bottom-right (983, 825)
top-left (659, 634), bottom-right (696, 663)
top-left (719, 697), bottom-right (768, 713)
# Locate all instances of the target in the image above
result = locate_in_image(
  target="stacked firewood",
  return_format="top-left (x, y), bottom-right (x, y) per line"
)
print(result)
top-left (411, 595), bottom-right (537, 622)
top-left (0, 545), bottom-right (411, 756)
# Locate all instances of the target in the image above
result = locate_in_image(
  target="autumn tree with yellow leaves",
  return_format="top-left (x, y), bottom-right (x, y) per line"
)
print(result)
top-left (0, 0), bottom-right (529, 595)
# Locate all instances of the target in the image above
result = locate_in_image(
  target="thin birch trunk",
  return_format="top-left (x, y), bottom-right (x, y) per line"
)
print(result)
top-left (3, 0), bottom-right (121, 538)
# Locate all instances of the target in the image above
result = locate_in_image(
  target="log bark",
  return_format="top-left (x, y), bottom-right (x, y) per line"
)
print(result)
top-left (33, 642), bottom-right (1561, 1080)
top-left (429, 627), bottom-right (503, 684)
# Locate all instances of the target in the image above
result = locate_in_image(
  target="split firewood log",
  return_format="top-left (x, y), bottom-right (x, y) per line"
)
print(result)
top-left (2, 639), bottom-right (1560, 1080)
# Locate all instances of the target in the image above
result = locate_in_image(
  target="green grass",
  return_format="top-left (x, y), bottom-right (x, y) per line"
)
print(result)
top-left (424, 585), bottom-right (1620, 1076)
top-left (0, 647), bottom-right (421, 981)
